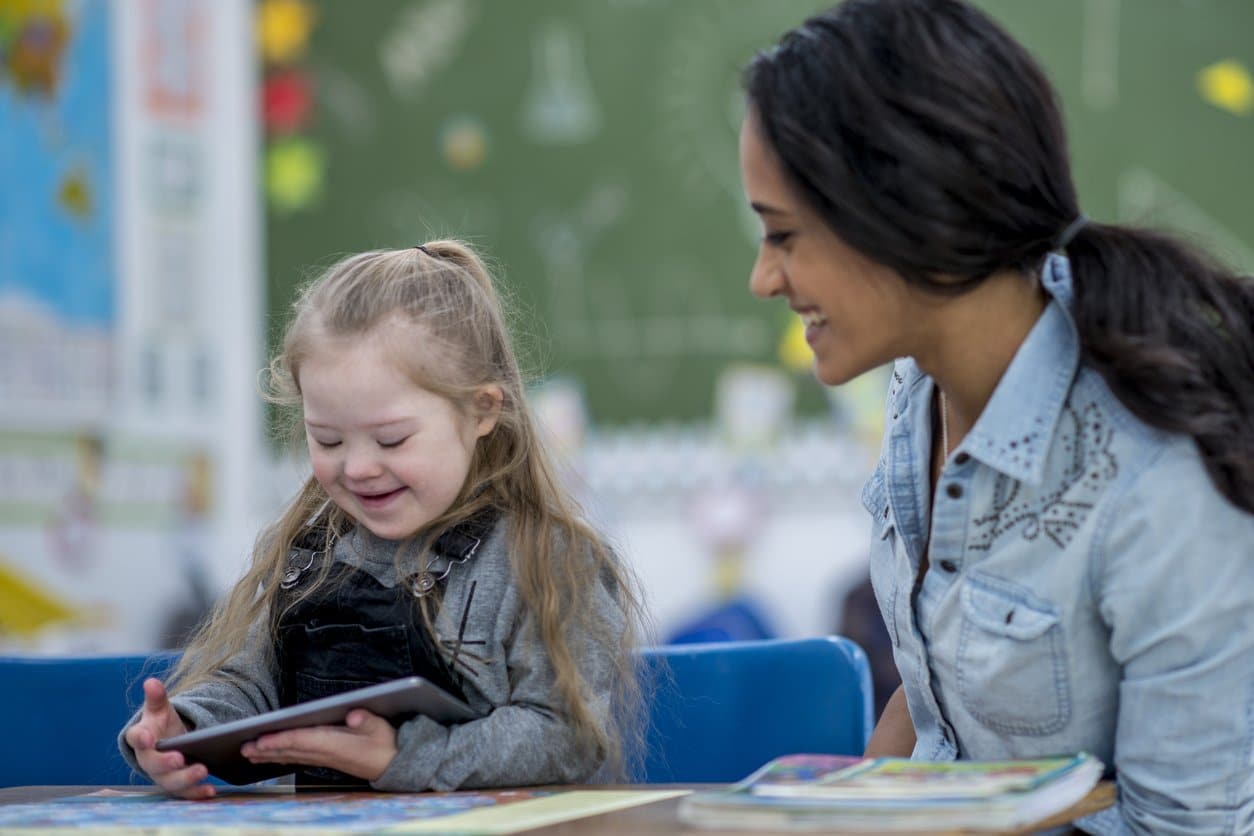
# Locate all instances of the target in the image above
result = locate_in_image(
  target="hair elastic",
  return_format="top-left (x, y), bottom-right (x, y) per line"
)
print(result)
top-left (415, 244), bottom-right (435, 258)
top-left (1054, 214), bottom-right (1089, 251)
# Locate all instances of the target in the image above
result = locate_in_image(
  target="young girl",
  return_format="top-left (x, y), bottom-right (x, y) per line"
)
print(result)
top-left (740, 1), bottom-right (1253, 833)
top-left (121, 241), bottom-right (647, 798)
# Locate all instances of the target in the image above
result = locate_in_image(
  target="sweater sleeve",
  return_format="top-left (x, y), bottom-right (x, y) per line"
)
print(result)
top-left (371, 575), bottom-right (624, 792)
top-left (117, 616), bottom-right (282, 778)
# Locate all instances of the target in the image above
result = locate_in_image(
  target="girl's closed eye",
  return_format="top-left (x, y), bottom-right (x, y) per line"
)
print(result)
top-left (378, 436), bottom-right (410, 449)
top-left (764, 230), bottom-right (794, 247)
top-left (312, 437), bottom-right (341, 449)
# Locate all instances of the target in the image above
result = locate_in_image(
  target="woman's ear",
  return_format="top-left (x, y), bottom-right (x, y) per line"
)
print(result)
top-left (473, 385), bottom-right (504, 438)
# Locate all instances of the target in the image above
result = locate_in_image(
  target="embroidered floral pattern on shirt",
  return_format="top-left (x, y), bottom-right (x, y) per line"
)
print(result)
top-left (971, 400), bottom-right (1118, 550)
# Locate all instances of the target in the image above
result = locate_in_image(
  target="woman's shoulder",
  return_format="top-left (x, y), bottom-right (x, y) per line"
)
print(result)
top-left (1068, 363), bottom-right (1210, 489)
top-left (1068, 366), bottom-right (1254, 550)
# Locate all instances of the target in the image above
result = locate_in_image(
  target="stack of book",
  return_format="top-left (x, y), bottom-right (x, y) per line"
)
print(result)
top-left (678, 752), bottom-right (1106, 832)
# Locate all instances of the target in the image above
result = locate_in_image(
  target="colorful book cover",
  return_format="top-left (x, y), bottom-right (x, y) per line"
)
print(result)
top-left (730, 754), bottom-right (867, 792)
top-left (752, 754), bottom-right (1096, 800)
top-left (679, 752), bottom-right (1107, 832)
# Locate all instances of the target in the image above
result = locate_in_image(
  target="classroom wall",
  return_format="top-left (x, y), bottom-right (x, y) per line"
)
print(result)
top-left (0, 0), bottom-right (261, 652)
top-left (3, 0), bottom-right (1252, 654)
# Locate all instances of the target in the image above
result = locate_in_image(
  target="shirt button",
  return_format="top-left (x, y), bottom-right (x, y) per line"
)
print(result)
top-left (945, 483), bottom-right (963, 499)
top-left (954, 452), bottom-right (970, 465)
top-left (939, 559), bottom-right (958, 573)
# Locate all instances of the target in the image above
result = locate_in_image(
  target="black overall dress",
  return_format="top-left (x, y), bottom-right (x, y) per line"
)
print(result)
top-left (273, 514), bottom-right (493, 786)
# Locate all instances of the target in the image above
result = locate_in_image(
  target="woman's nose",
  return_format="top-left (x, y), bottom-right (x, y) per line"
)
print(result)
top-left (748, 248), bottom-right (785, 299)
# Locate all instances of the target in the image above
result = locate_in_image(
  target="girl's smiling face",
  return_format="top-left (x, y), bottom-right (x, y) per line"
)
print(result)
top-left (299, 330), bottom-right (498, 541)
top-left (739, 110), bottom-right (919, 387)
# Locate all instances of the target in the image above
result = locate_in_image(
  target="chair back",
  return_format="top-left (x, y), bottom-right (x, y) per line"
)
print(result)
top-left (639, 636), bottom-right (873, 783)
top-left (0, 652), bottom-right (180, 786)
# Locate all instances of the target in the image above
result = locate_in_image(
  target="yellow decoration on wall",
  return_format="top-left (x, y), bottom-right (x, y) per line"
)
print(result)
top-left (1197, 59), bottom-right (1253, 116)
top-left (777, 316), bottom-right (814, 373)
top-left (57, 165), bottom-right (92, 218)
top-left (0, 0), bottom-right (63, 14)
top-left (0, 556), bottom-right (78, 636)
top-left (0, 0), bottom-right (69, 97)
top-left (257, 0), bottom-right (316, 65)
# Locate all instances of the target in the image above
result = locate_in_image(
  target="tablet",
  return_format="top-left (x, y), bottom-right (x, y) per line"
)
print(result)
top-left (155, 676), bottom-right (476, 785)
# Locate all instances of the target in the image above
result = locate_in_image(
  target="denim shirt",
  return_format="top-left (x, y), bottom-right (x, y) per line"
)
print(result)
top-left (862, 255), bottom-right (1254, 835)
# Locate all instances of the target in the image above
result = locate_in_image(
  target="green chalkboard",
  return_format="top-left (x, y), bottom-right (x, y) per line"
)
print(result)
top-left (265, 0), bottom-right (1254, 425)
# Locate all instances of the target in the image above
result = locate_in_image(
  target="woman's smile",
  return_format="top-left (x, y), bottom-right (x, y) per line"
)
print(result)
top-left (798, 309), bottom-right (829, 345)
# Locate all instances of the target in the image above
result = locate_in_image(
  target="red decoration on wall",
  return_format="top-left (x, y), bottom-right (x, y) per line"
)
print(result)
top-left (262, 69), bottom-right (313, 135)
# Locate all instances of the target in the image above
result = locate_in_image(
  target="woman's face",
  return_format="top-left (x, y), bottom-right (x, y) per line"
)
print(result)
top-left (738, 111), bottom-right (919, 386)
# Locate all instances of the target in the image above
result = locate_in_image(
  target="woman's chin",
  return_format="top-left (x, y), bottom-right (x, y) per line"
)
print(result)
top-left (814, 363), bottom-right (859, 388)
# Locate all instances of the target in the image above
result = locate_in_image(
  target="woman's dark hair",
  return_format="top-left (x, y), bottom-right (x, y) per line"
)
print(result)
top-left (744, 0), bottom-right (1254, 513)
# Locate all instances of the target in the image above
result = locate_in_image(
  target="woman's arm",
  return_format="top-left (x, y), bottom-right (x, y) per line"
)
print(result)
top-left (1094, 449), bottom-right (1254, 833)
top-left (863, 684), bottom-right (916, 757)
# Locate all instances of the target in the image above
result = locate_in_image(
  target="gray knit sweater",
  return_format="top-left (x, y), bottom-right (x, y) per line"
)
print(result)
top-left (120, 514), bottom-right (625, 791)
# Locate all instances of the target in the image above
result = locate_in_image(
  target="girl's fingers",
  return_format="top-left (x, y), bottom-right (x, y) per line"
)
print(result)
top-left (124, 725), bottom-right (153, 750)
top-left (158, 762), bottom-right (214, 797)
top-left (157, 750), bottom-right (187, 772)
top-left (142, 678), bottom-right (171, 712)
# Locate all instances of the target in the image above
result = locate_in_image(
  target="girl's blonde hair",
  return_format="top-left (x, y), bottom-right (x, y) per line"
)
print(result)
top-left (168, 241), bottom-right (649, 778)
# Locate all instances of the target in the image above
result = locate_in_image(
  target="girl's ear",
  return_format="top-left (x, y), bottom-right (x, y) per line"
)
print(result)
top-left (473, 385), bottom-right (504, 438)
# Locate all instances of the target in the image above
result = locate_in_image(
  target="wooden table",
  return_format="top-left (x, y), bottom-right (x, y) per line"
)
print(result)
top-left (0, 781), bottom-right (1115, 834)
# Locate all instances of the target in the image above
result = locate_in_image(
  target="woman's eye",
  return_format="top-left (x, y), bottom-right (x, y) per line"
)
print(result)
top-left (378, 437), bottom-right (409, 449)
top-left (764, 230), bottom-right (794, 247)
top-left (313, 439), bottom-right (341, 449)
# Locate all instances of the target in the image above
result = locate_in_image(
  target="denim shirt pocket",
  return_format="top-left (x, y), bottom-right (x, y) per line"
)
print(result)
top-left (861, 468), bottom-right (900, 647)
top-left (956, 573), bottom-right (1071, 736)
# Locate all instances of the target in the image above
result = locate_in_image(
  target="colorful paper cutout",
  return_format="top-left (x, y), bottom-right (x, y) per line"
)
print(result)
top-left (1197, 59), bottom-right (1253, 116)
top-left (265, 136), bottom-right (325, 213)
top-left (257, 0), bottom-right (316, 66)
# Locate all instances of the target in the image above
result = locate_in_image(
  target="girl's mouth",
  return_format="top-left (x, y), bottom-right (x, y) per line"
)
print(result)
top-left (356, 487), bottom-right (406, 509)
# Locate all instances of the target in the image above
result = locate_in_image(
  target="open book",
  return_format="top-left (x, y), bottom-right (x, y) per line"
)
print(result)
top-left (679, 752), bottom-right (1106, 832)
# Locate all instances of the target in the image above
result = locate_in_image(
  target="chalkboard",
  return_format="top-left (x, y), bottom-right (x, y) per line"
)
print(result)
top-left (264, 0), bottom-right (1254, 425)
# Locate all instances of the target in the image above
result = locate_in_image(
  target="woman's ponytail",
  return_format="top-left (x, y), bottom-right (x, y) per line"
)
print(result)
top-left (1065, 223), bottom-right (1254, 512)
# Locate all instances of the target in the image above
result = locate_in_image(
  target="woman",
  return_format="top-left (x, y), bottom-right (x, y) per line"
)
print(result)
top-left (739, 1), bottom-right (1254, 833)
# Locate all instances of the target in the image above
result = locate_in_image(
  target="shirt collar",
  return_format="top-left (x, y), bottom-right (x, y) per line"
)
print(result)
top-left (960, 254), bottom-right (1080, 485)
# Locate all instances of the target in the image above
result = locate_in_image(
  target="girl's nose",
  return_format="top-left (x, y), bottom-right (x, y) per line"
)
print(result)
top-left (342, 445), bottom-right (383, 481)
top-left (748, 248), bottom-right (785, 299)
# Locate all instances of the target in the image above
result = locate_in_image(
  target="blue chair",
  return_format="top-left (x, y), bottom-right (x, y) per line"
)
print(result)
top-left (0, 652), bottom-right (181, 786)
top-left (639, 636), bottom-right (873, 783)
top-left (665, 595), bottom-right (778, 645)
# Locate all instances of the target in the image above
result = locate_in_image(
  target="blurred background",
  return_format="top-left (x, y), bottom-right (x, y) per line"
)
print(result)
top-left (2, 0), bottom-right (1251, 712)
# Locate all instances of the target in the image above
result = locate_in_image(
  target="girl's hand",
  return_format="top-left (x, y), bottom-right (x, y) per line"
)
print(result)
top-left (123, 678), bottom-right (216, 799)
top-left (240, 708), bottom-right (399, 782)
